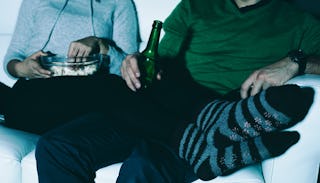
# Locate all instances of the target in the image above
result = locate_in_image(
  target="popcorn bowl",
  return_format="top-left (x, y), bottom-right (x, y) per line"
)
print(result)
top-left (40, 54), bottom-right (109, 76)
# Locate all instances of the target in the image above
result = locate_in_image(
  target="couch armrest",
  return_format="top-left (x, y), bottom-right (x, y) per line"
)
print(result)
top-left (286, 74), bottom-right (320, 87)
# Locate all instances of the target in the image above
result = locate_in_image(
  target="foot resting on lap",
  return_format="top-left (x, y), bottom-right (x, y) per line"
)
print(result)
top-left (195, 84), bottom-right (314, 148)
top-left (179, 123), bottom-right (300, 181)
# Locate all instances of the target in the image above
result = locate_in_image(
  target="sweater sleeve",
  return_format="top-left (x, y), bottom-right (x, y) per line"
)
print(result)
top-left (108, 0), bottom-right (139, 75)
top-left (3, 0), bottom-right (35, 77)
top-left (158, 0), bottom-right (190, 59)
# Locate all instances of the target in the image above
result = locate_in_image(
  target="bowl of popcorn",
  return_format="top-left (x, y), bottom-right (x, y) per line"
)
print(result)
top-left (40, 54), bottom-right (109, 76)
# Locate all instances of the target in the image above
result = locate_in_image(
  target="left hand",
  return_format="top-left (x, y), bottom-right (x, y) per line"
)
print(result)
top-left (67, 36), bottom-right (109, 59)
top-left (240, 57), bottom-right (299, 98)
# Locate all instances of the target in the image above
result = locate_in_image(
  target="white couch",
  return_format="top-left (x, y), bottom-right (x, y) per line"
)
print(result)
top-left (0, 1), bottom-right (319, 183)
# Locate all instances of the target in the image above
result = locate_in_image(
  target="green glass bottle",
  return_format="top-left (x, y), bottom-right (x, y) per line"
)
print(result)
top-left (138, 20), bottom-right (163, 89)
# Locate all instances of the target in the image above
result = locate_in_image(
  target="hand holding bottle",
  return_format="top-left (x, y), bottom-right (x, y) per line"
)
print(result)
top-left (121, 53), bottom-right (162, 92)
top-left (121, 20), bottom-right (163, 92)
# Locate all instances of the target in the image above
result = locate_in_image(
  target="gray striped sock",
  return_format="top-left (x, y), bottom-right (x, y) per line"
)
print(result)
top-left (179, 125), bottom-right (299, 181)
top-left (196, 85), bottom-right (313, 148)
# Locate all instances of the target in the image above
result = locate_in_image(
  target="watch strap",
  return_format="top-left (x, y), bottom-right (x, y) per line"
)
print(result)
top-left (288, 49), bottom-right (306, 75)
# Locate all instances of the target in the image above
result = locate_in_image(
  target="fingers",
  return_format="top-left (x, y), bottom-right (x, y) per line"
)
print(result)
top-left (68, 36), bottom-right (100, 58)
top-left (68, 43), bottom-right (78, 58)
top-left (121, 54), bottom-right (141, 91)
top-left (241, 72), bottom-right (257, 98)
top-left (30, 50), bottom-right (47, 60)
top-left (68, 42), bottom-right (94, 59)
top-left (250, 79), bottom-right (264, 97)
top-left (241, 70), bottom-right (277, 98)
top-left (156, 72), bottom-right (162, 80)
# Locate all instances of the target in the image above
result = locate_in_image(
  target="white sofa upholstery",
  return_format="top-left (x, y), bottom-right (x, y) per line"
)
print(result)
top-left (0, 1), bottom-right (319, 183)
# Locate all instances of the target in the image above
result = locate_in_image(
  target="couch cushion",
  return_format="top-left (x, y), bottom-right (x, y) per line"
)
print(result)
top-left (262, 76), bottom-right (320, 183)
top-left (0, 124), bottom-right (39, 183)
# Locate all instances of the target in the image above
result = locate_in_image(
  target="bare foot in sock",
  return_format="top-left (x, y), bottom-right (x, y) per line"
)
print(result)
top-left (179, 123), bottom-right (300, 181)
top-left (195, 84), bottom-right (313, 148)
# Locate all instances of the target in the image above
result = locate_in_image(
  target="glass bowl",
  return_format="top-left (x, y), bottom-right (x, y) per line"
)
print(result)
top-left (40, 54), bottom-right (109, 76)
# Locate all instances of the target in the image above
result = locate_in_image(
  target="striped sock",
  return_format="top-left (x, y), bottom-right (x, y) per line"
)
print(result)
top-left (179, 123), bottom-right (300, 181)
top-left (195, 85), bottom-right (313, 148)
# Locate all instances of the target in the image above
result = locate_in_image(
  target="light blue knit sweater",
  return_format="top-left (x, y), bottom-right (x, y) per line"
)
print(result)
top-left (4, 0), bottom-right (139, 77)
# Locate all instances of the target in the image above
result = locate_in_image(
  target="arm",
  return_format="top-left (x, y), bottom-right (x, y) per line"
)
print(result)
top-left (4, 0), bottom-right (41, 78)
top-left (240, 55), bottom-right (320, 99)
top-left (121, 0), bottom-right (190, 91)
top-left (108, 0), bottom-right (139, 75)
top-left (8, 51), bottom-right (51, 78)
top-left (241, 14), bottom-right (320, 98)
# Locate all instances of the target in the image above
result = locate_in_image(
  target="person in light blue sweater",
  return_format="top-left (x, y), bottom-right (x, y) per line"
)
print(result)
top-left (4, 0), bottom-right (139, 78)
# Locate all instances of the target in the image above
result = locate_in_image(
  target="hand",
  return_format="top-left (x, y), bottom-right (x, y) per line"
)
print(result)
top-left (121, 53), bottom-right (141, 91)
top-left (14, 51), bottom-right (52, 79)
top-left (240, 57), bottom-right (299, 98)
top-left (121, 53), bottom-right (162, 91)
top-left (67, 36), bottom-right (109, 59)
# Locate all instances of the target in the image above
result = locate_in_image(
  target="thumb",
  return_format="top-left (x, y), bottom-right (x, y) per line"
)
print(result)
top-left (31, 50), bottom-right (47, 60)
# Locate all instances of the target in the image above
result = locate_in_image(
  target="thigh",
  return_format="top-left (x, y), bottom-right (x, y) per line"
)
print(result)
top-left (117, 140), bottom-right (197, 183)
top-left (147, 66), bottom-right (221, 122)
top-left (38, 112), bottom-right (140, 170)
top-left (5, 74), bottom-right (125, 133)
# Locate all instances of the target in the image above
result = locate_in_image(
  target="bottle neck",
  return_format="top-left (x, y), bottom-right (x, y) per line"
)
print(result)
top-left (142, 21), bottom-right (162, 59)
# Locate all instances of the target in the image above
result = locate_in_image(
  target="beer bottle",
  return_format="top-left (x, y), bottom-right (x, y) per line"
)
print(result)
top-left (138, 20), bottom-right (163, 89)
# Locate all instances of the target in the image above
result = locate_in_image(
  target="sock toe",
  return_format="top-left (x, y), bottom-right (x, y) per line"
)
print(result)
top-left (261, 131), bottom-right (300, 156)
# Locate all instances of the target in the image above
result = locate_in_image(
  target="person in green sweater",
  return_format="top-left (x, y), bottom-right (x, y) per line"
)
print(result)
top-left (28, 0), bottom-right (318, 182)
top-left (117, 0), bottom-right (320, 182)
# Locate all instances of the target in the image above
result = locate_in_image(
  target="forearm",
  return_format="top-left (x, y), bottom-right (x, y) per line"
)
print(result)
top-left (305, 56), bottom-right (320, 74)
top-left (7, 60), bottom-right (22, 78)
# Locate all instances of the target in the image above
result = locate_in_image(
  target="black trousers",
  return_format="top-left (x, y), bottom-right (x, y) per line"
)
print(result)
top-left (4, 66), bottom-right (221, 183)
top-left (117, 139), bottom-right (198, 183)
top-left (5, 68), bottom-right (219, 140)
top-left (35, 112), bottom-right (197, 183)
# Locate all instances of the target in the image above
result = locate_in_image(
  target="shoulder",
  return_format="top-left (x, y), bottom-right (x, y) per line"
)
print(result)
top-left (277, 0), bottom-right (319, 25)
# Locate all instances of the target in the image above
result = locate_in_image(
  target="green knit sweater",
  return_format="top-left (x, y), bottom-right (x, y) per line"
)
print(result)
top-left (159, 0), bottom-right (320, 95)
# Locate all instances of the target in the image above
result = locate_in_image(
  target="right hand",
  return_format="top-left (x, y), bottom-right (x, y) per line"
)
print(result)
top-left (15, 50), bottom-right (52, 79)
top-left (121, 53), bottom-right (162, 91)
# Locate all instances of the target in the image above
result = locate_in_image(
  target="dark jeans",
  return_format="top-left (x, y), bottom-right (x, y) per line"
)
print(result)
top-left (35, 112), bottom-right (196, 183)
top-left (4, 66), bottom-right (220, 183)
top-left (117, 140), bottom-right (198, 183)
top-left (6, 69), bottom-right (218, 139)
top-left (35, 112), bottom-right (139, 183)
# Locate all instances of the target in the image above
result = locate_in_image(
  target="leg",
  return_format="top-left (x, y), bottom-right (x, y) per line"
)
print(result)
top-left (36, 112), bottom-right (139, 183)
top-left (117, 140), bottom-right (197, 183)
top-left (5, 75), bottom-right (111, 134)
top-left (0, 82), bottom-right (11, 115)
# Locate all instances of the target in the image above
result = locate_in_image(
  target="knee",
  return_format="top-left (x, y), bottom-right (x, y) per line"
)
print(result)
top-left (35, 133), bottom-right (65, 162)
top-left (35, 130), bottom-right (79, 163)
top-left (117, 154), bottom-right (157, 183)
top-left (117, 141), bottom-right (188, 183)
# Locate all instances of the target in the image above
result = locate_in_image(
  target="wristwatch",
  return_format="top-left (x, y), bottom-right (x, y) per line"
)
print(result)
top-left (288, 49), bottom-right (307, 75)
